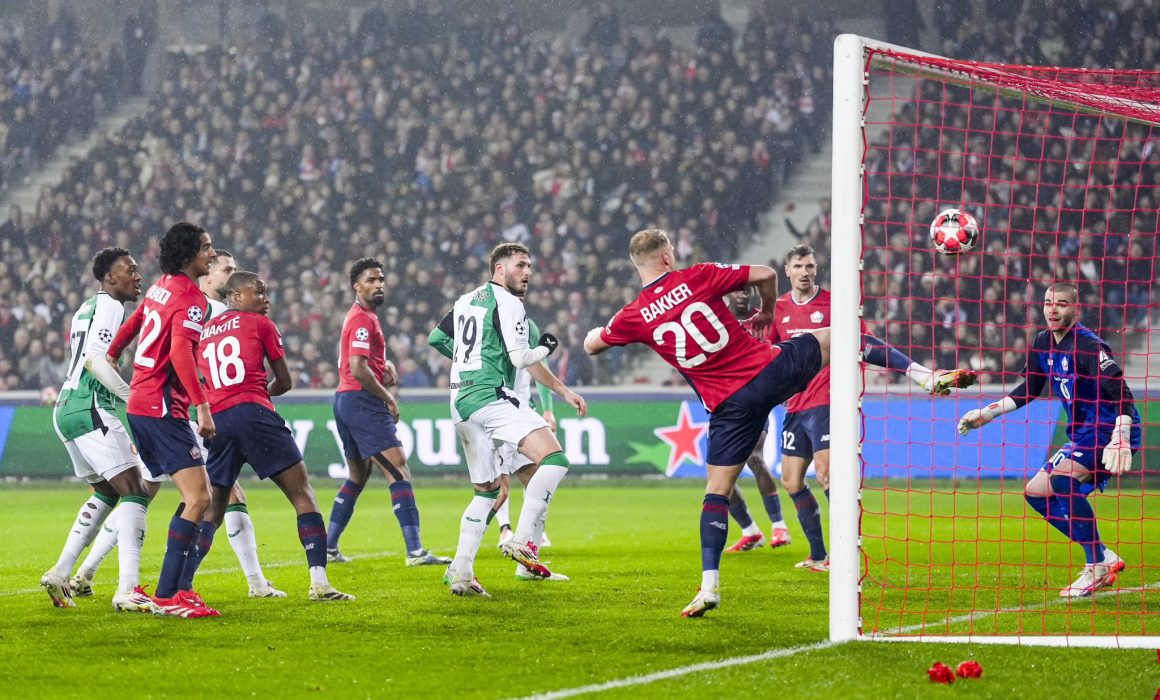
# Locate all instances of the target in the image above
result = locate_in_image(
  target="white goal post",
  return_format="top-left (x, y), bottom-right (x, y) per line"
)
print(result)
top-left (828, 33), bottom-right (1160, 648)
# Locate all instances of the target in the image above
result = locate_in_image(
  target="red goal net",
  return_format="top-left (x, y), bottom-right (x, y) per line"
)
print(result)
top-left (852, 46), bottom-right (1160, 644)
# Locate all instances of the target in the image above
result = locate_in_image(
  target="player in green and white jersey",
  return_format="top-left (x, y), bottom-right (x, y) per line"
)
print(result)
top-left (41, 248), bottom-right (156, 613)
top-left (71, 250), bottom-right (285, 599)
top-left (494, 317), bottom-right (558, 551)
top-left (429, 243), bottom-right (586, 596)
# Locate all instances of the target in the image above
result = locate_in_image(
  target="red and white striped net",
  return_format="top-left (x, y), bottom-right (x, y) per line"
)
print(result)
top-left (858, 49), bottom-right (1160, 639)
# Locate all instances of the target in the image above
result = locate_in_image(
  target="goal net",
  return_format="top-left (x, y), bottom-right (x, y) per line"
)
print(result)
top-left (829, 35), bottom-right (1160, 647)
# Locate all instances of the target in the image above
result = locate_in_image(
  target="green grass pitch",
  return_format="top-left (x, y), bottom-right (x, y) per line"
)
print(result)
top-left (1, 479), bottom-right (1157, 699)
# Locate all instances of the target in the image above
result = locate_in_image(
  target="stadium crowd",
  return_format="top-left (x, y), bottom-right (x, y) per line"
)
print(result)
top-left (788, 0), bottom-right (1160, 387)
top-left (0, 2), bottom-right (832, 392)
top-left (0, 14), bottom-right (130, 193)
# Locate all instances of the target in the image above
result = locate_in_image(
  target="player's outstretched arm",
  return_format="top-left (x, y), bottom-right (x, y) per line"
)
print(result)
top-left (744, 265), bottom-right (778, 335)
top-left (267, 356), bottom-right (293, 397)
top-left (584, 327), bottom-right (611, 356)
top-left (526, 361), bottom-right (587, 418)
top-left (957, 368), bottom-right (1045, 436)
top-left (350, 354), bottom-right (399, 419)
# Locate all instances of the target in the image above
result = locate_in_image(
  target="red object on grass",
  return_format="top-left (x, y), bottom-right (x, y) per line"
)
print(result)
top-left (956, 660), bottom-right (983, 679)
top-left (928, 662), bottom-right (955, 684)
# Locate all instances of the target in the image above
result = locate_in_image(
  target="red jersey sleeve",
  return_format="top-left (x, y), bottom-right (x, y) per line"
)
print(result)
top-left (108, 303), bottom-right (144, 360)
top-left (346, 315), bottom-right (373, 358)
top-left (599, 309), bottom-right (638, 347)
top-left (173, 290), bottom-right (207, 342)
top-left (690, 263), bottom-right (751, 297)
top-left (766, 298), bottom-right (784, 344)
top-left (259, 317), bottom-right (286, 363)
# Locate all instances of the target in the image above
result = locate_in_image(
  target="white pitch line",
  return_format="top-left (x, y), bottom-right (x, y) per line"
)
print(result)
top-left (510, 581), bottom-right (1160, 700)
top-left (1, 550), bottom-right (399, 597)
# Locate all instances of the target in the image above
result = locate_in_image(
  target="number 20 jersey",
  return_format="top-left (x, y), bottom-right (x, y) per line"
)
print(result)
top-left (600, 263), bottom-right (779, 412)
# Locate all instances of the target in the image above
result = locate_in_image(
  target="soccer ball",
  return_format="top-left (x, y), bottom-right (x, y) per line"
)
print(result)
top-left (929, 208), bottom-right (980, 256)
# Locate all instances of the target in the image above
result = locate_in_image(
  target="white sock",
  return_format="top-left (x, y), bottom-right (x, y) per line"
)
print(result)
top-left (453, 493), bottom-right (497, 580)
top-left (78, 508), bottom-right (120, 580)
top-left (224, 508), bottom-right (266, 588)
top-left (906, 362), bottom-right (933, 385)
top-left (531, 514), bottom-right (547, 549)
top-left (772, 519), bottom-right (787, 530)
top-left (114, 501), bottom-right (148, 594)
top-left (496, 497), bottom-right (511, 530)
top-left (308, 565), bottom-right (329, 587)
top-left (742, 522), bottom-right (761, 537)
top-left (513, 464), bottom-right (568, 543)
top-left (53, 494), bottom-right (115, 578)
top-left (701, 569), bottom-right (720, 592)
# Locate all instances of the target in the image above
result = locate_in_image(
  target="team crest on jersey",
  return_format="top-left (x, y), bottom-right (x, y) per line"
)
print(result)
top-left (97, 328), bottom-right (113, 344)
top-left (1061, 357), bottom-right (1069, 372)
top-left (187, 305), bottom-right (204, 323)
top-left (810, 311), bottom-right (824, 323)
top-left (190, 446), bottom-right (201, 461)
top-left (355, 328), bottom-right (369, 341)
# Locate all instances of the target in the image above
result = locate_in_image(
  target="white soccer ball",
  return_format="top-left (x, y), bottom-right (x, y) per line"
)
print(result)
top-left (930, 208), bottom-right (980, 256)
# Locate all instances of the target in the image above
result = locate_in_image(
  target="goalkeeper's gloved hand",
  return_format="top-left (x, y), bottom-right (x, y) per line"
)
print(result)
top-left (957, 403), bottom-right (999, 435)
top-left (538, 332), bottom-right (559, 355)
top-left (1101, 415), bottom-right (1134, 474)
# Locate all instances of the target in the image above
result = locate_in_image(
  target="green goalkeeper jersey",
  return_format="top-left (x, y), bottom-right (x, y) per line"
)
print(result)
top-left (54, 293), bottom-right (127, 439)
top-left (431, 281), bottom-right (534, 421)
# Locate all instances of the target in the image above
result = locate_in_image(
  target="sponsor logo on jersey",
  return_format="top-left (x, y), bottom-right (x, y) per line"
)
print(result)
top-left (782, 316), bottom-right (790, 323)
top-left (355, 327), bottom-right (369, 341)
top-left (641, 283), bottom-right (693, 323)
top-left (1099, 350), bottom-right (1116, 370)
top-left (187, 305), bottom-right (204, 323)
top-left (810, 311), bottom-right (824, 323)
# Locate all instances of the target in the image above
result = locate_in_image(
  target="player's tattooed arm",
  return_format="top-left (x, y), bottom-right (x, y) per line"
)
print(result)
top-left (350, 354), bottom-right (399, 419)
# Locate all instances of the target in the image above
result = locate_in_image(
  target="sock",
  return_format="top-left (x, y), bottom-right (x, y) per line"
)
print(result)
top-left (297, 512), bottom-right (329, 585)
top-left (1049, 475), bottom-right (1105, 565)
top-left (862, 334), bottom-right (913, 372)
top-left (761, 492), bottom-right (784, 524)
top-left (904, 362), bottom-right (933, 386)
top-left (496, 497), bottom-right (511, 530)
top-left (114, 497), bottom-right (149, 594)
top-left (51, 492), bottom-right (116, 578)
top-left (700, 494), bottom-right (730, 573)
top-left (701, 569), bottom-right (720, 592)
top-left (224, 504), bottom-right (266, 589)
top-left (389, 480), bottom-right (423, 554)
top-left (791, 487), bottom-right (827, 560)
top-left (177, 520), bottom-right (217, 591)
top-left (728, 500), bottom-right (755, 530)
top-left (78, 503), bottom-right (122, 580)
top-left (326, 479), bottom-right (364, 550)
top-left (452, 489), bottom-right (499, 580)
top-left (531, 513), bottom-right (548, 549)
top-left (156, 517), bottom-right (197, 598)
top-left (514, 453), bottom-right (569, 543)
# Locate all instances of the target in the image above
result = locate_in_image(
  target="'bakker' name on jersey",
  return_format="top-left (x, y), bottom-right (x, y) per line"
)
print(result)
top-left (600, 263), bottom-right (778, 412)
top-left (197, 310), bottom-right (285, 413)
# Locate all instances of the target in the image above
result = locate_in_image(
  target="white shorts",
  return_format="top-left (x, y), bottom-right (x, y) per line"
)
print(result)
top-left (458, 399), bottom-right (548, 483)
top-left (54, 408), bottom-right (143, 484)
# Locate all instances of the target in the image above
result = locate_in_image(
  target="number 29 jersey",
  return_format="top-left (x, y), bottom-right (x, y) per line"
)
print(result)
top-left (600, 263), bottom-right (779, 412)
top-left (196, 310), bottom-right (285, 413)
top-left (443, 281), bottom-right (531, 421)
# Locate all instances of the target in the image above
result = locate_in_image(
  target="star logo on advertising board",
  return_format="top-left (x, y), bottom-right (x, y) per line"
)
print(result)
top-left (653, 401), bottom-right (708, 477)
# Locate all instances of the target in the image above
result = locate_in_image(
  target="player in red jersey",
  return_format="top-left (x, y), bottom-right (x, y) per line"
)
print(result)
top-left (325, 258), bottom-right (449, 567)
top-left (769, 244), bottom-right (975, 572)
top-left (721, 288), bottom-right (792, 553)
top-left (106, 221), bottom-right (220, 618)
top-left (178, 271), bottom-right (353, 601)
top-left (584, 229), bottom-right (832, 617)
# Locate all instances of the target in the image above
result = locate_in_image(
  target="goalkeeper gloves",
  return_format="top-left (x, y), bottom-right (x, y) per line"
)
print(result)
top-left (957, 397), bottom-right (1015, 435)
top-left (538, 332), bottom-right (560, 355)
top-left (1101, 415), bottom-right (1134, 474)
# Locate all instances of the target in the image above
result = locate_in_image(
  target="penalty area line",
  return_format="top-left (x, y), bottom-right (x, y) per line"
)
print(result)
top-left (505, 640), bottom-right (839, 700)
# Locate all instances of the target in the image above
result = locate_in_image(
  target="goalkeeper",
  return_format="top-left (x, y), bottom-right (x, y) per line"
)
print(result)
top-left (958, 282), bottom-right (1140, 598)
